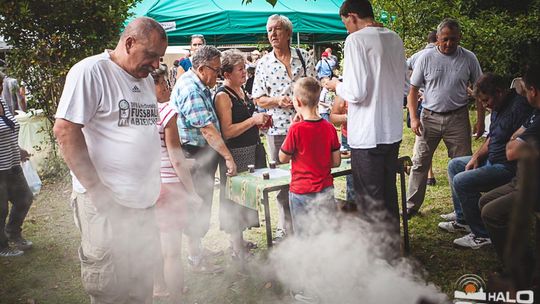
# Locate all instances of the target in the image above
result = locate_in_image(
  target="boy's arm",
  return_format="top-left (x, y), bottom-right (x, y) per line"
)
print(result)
top-left (331, 150), bottom-right (341, 167)
top-left (279, 149), bottom-right (291, 164)
top-left (279, 127), bottom-right (295, 164)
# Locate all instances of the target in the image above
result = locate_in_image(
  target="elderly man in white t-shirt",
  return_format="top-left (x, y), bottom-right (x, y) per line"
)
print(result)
top-left (53, 17), bottom-right (167, 304)
top-left (326, 0), bottom-right (408, 232)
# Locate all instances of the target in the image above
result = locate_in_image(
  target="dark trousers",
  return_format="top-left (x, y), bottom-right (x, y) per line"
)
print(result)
top-left (480, 181), bottom-right (518, 262)
top-left (351, 141), bottom-right (401, 231)
top-left (182, 145), bottom-right (219, 239)
top-left (0, 165), bottom-right (34, 248)
top-left (480, 180), bottom-right (536, 279)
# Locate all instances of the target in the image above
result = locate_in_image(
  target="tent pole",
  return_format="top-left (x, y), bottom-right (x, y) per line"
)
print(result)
top-left (297, 32), bottom-right (300, 47)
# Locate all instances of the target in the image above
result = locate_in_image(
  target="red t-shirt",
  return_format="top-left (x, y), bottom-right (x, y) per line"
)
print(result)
top-left (281, 119), bottom-right (340, 194)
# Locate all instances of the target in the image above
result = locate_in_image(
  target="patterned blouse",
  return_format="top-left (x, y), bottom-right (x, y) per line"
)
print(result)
top-left (251, 47), bottom-right (315, 136)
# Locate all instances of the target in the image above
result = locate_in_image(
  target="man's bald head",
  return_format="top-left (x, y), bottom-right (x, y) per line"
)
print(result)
top-left (113, 17), bottom-right (168, 79)
top-left (121, 17), bottom-right (167, 43)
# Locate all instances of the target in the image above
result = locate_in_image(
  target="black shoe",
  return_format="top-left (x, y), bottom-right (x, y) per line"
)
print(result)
top-left (405, 208), bottom-right (420, 220)
top-left (8, 237), bottom-right (33, 251)
top-left (427, 178), bottom-right (437, 186)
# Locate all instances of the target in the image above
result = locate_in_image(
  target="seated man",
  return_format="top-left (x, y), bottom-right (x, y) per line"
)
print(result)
top-left (480, 64), bottom-right (540, 269)
top-left (440, 73), bottom-right (533, 249)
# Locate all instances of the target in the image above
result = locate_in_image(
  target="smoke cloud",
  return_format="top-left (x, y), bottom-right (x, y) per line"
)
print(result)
top-left (258, 205), bottom-right (448, 304)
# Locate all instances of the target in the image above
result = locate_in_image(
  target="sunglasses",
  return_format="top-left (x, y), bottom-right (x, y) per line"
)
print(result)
top-left (204, 65), bottom-right (221, 74)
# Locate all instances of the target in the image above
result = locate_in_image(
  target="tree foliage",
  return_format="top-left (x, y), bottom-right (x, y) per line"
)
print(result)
top-left (0, 0), bottom-right (140, 122)
top-left (372, 0), bottom-right (540, 78)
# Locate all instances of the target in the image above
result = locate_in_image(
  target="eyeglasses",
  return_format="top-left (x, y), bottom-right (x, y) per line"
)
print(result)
top-left (204, 65), bottom-right (221, 74)
top-left (191, 34), bottom-right (205, 39)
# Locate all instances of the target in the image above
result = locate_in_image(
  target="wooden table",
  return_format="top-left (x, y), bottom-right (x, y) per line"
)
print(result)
top-left (225, 161), bottom-right (352, 248)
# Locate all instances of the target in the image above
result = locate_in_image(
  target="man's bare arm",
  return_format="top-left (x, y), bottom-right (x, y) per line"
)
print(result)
top-left (201, 123), bottom-right (237, 176)
top-left (53, 118), bottom-right (113, 210)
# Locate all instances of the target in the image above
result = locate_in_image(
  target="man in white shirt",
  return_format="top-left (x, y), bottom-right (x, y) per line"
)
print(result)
top-left (53, 17), bottom-right (167, 304)
top-left (326, 0), bottom-right (407, 230)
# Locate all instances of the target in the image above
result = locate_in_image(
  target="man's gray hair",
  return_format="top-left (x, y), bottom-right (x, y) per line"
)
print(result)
top-left (267, 14), bottom-right (293, 35)
top-left (221, 49), bottom-right (245, 74)
top-left (192, 45), bottom-right (221, 70)
top-left (437, 18), bottom-right (460, 34)
top-left (121, 17), bottom-right (167, 41)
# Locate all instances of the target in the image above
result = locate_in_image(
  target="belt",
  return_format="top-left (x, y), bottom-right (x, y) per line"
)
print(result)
top-left (423, 105), bottom-right (467, 115)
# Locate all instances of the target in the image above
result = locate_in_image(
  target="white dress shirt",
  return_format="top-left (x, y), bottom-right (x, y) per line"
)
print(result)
top-left (336, 27), bottom-right (408, 149)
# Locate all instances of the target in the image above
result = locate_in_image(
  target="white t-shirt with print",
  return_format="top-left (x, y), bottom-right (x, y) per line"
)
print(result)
top-left (56, 51), bottom-right (161, 209)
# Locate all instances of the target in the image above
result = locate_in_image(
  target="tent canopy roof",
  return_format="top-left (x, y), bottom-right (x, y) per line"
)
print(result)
top-left (128, 0), bottom-right (347, 45)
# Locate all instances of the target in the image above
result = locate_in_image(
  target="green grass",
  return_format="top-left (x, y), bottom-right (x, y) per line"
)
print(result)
top-left (0, 111), bottom-right (499, 303)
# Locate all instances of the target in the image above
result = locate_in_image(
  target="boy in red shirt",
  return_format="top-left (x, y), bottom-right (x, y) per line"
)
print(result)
top-left (279, 77), bottom-right (341, 236)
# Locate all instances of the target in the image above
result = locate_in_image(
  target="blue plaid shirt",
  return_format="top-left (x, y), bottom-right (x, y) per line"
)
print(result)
top-left (171, 69), bottom-right (220, 147)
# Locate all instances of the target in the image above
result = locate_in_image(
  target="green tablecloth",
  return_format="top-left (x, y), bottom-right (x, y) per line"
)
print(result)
top-left (225, 160), bottom-right (352, 210)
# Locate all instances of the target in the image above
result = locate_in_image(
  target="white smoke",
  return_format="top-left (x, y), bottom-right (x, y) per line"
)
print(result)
top-left (259, 207), bottom-right (448, 304)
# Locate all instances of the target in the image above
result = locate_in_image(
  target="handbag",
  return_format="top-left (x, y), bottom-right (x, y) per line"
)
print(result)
top-left (254, 141), bottom-right (268, 169)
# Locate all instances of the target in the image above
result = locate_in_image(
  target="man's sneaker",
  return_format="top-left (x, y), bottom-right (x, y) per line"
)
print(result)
top-left (290, 290), bottom-right (320, 303)
top-left (0, 246), bottom-right (24, 257)
top-left (9, 237), bottom-right (33, 251)
top-left (453, 233), bottom-right (492, 249)
top-left (440, 212), bottom-right (457, 221)
top-left (273, 228), bottom-right (287, 243)
top-left (438, 221), bottom-right (471, 233)
top-left (187, 256), bottom-right (224, 274)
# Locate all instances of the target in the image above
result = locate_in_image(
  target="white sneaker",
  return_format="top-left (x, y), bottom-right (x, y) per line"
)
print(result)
top-left (290, 290), bottom-right (319, 303)
top-left (273, 228), bottom-right (287, 242)
top-left (453, 233), bottom-right (492, 249)
top-left (438, 221), bottom-right (471, 233)
top-left (440, 212), bottom-right (457, 221)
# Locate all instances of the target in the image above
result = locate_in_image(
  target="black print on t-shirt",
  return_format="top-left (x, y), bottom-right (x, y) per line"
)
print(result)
top-left (117, 100), bottom-right (158, 126)
top-left (118, 99), bottom-right (130, 126)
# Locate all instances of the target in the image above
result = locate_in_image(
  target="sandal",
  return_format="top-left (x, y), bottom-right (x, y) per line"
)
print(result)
top-left (244, 241), bottom-right (258, 250)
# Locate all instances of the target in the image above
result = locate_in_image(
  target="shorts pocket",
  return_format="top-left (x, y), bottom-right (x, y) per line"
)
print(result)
top-left (78, 245), bottom-right (117, 297)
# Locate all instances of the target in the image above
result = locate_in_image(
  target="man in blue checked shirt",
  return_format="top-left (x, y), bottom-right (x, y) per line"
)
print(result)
top-left (171, 45), bottom-right (237, 273)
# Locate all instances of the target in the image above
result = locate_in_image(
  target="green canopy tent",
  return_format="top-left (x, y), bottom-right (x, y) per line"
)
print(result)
top-left (127, 0), bottom-right (347, 46)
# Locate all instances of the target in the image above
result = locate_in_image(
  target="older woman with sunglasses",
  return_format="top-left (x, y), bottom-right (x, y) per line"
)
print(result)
top-left (0, 74), bottom-right (33, 257)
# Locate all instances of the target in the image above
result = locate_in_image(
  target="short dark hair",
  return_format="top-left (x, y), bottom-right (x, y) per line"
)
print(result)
top-left (339, 0), bottom-right (374, 19)
top-left (427, 30), bottom-right (437, 43)
top-left (523, 64), bottom-right (540, 90)
top-left (473, 73), bottom-right (507, 97)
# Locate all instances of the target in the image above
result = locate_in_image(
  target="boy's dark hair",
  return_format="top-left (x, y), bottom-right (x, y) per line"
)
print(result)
top-left (294, 77), bottom-right (321, 108)
top-left (473, 73), bottom-right (507, 97)
top-left (339, 0), bottom-right (374, 19)
top-left (523, 64), bottom-right (540, 90)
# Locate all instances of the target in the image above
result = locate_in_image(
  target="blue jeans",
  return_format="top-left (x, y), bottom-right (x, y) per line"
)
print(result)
top-left (321, 112), bottom-right (330, 122)
top-left (289, 186), bottom-right (335, 237)
top-left (448, 156), bottom-right (514, 238)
